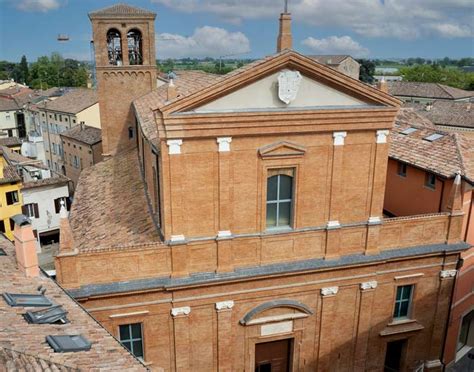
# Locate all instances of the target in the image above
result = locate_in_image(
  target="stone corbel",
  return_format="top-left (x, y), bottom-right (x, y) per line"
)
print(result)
top-left (217, 137), bottom-right (232, 152)
top-left (333, 131), bottom-right (347, 146)
top-left (167, 139), bottom-right (183, 155)
top-left (376, 130), bottom-right (389, 144)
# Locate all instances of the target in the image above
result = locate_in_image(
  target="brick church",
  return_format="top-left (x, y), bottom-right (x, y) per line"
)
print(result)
top-left (55, 4), bottom-right (470, 371)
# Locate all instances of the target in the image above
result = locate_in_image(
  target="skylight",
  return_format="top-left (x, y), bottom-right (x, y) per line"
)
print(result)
top-left (400, 127), bottom-right (418, 135)
top-left (46, 335), bottom-right (92, 353)
top-left (3, 293), bottom-right (53, 307)
top-left (25, 305), bottom-right (68, 324)
top-left (0, 248), bottom-right (6, 256)
top-left (424, 133), bottom-right (444, 142)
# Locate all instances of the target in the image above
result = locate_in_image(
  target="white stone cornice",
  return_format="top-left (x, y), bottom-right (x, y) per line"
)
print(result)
top-left (360, 281), bottom-right (378, 291)
top-left (333, 131), bottom-right (347, 146)
top-left (321, 286), bottom-right (339, 296)
top-left (217, 137), bottom-right (232, 152)
top-left (167, 139), bottom-right (183, 155)
top-left (440, 269), bottom-right (457, 279)
top-left (217, 230), bottom-right (232, 239)
top-left (368, 216), bottom-right (382, 225)
top-left (327, 220), bottom-right (341, 230)
top-left (376, 130), bottom-right (389, 144)
top-left (215, 300), bottom-right (234, 311)
top-left (170, 234), bottom-right (186, 243)
top-left (171, 306), bottom-right (191, 317)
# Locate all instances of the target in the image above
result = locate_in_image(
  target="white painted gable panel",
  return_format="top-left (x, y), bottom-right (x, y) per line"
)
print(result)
top-left (192, 70), bottom-right (369, 113)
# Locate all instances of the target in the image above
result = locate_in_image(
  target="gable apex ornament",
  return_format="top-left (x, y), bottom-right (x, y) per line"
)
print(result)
top-left (278, 70), bottom-right (302, 104)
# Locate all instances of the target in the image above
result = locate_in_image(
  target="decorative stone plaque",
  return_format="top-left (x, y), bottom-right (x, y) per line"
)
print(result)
top-left (278, 70), bottom-right (302, 104)
top-left (261, 321), bottom-right (293, 336)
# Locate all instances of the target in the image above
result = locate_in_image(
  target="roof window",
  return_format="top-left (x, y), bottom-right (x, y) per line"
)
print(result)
top-left (24, 305), bottom-right (68, 324)
top-left (3, 293), bottom-right (53, 307)
top-left (46, 335), bottom-right (92, 353)
top-left (0, 248), bottom-right (6, 256)
top-left (400, 127), bottom-right (417, 135)
top-left (424, 133), bottom-right (444, 142)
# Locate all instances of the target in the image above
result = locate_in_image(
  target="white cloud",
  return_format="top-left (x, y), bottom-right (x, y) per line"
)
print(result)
top-left (14, 0), bottom-right (63, 12)
top-left (151, 0), bottom-right (473, 40)
top-left (157, 26), bottom-right (250, 59)
top-left (302, 36), bottom-right (369, 58)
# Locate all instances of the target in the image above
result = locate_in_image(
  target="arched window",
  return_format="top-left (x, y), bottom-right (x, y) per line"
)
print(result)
top-left (127, 29), bottom-right (143, 65)
top-left (266, 170), bottom-right (294, 229)
top-left (106, 28), bottom-right (122, 65)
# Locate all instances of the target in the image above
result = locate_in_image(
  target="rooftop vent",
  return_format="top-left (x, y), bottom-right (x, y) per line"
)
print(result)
top-left (400, 127), bottom-right (418, 135)
top-left (46, 335), bottom-right (92, 353)
top-left (25, 305), bottom-right (68, 324)
top-left (424, 133), bottom-right (444, 142)
top-left (3, 293), bottom-right (52, 307)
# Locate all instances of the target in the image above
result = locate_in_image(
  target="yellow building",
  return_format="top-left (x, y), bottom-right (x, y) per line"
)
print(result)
top-left (0, 147), bottom-right (22, 240)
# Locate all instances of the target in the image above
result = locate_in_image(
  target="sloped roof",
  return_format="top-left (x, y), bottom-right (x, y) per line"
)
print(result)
top-left (61, 124), bottom-right (102, 145)
top-left (308, 55), bottom-right (353, 65)
top-left (0, 236), bottom-right (147, 371)
top-left (411, 100), bottom-right (474, 129)
top-left (0, 164), bottom-right (21, 185)
top-left (390, 108), bottom-right (474, 183)
top-left (89, 3), bottom-right (156, 18)
top-left (22, 174), bottom-right (70, 190)
top-left (0, 137), bottom-right (22, 148)
top-left (388, 81), bottom-right (473, 100)
top-left (37, 89), bottom-right (97, 114)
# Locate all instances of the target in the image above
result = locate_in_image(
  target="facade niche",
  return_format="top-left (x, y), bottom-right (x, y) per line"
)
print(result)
top-left (127, 29), bottom-right (143, 65)
top-left (107, 28), bottom-right (122, 66)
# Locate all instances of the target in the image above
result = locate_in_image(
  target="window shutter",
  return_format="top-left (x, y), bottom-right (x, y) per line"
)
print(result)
top-left (22, 205), bottom-right (28, 215)
top-left (34, 203), bottom-right (39, 218)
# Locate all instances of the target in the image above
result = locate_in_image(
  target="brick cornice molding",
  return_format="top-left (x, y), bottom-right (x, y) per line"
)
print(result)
top-left (360, 281), bottom-right (378, 291)
top-left (321, 286), bottom-right (339, 296)
top-left (215, 300), bottom-right (234, 311)
top-left (440, 269), bottom-right (457, 279)
top-left (171, 306), bottom-right (191, 317)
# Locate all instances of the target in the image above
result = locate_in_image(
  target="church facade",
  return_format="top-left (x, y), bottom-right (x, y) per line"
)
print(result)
top-left (55, 4), bottom-right (469, 371)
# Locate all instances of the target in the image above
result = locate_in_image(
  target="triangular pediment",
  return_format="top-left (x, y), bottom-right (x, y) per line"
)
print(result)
top-left (164, 51), bottom-right (401, 115)
top-left (259, 141), bottom-right (306, 158)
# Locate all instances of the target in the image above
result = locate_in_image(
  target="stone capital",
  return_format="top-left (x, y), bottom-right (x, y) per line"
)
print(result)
top-left (376, 130), bottom-right (389, 144)
top-left (171, 306), bottom-right (191, 317)
top-left (167, 139), bottom-right (183, 155)
top-left (217, 137), bottom-right (232, 152)
top-left (215, 300), bottom-right (234, 311)
top-left (368, 216), bottom-right (382, 225)
top-left (333, 131), bottom-right (347, 146)
top-left (360, 281), bottom-right (378, 291)
top-left (440, 269), bottom-right (457, 279)
top-left (217, 230), bottom-right (232, 239)
top-left (327, 220), bottom-right (341, 230)
top-left (321, 286), bottom-right (339, 296)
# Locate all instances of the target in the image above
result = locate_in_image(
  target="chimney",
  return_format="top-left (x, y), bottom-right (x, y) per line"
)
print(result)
top-left (13, 214), bottom-right (39, 277)
top-left (167, 79), bottom-right (177, 101)
top-left (59, 200), bottom-right (74, 253)
top-left (277, 10), bottom-right (292, 52)
top-left (425, 103), bottom-right (432, 111)
top-left (80, 121), bottom-right (85, 131)
top-left (377, 77), bottom-right (388, 93)
top-left (446, 172), bottom-right (463, 214)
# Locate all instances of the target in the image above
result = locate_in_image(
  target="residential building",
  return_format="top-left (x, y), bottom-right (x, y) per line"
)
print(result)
top-left (0, 148), bottom-right (23, 241)
top-left (36, 88), bottom-right (100, 174)
top-left (388, 81), bottom-right (473, 104)
top-left (60, 123), bottom-right (103, 189)
top-left (0, 136), bottom-right (22, 153)
top-left (52, 5), bottom-right (472, 371)
top-left (0, 221), bottom-right (147, 371)
top-left (384, 108), bottom-right (474, 370)
top-left (309, 55), bottom-right (360, 79)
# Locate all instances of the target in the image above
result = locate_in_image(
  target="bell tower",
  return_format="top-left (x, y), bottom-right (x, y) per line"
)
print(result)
top-left (89, 3), bottom-right (157, 156)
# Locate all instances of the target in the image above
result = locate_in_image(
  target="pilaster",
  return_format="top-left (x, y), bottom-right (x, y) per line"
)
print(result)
top-left (354, 281), bottom-right (377, 370)
top-left (317, 286), bottom-right (339, 371)
top-left (216, 300), bottom-right (234, 371)
top-left (171, 306), bottom-right (191, 371)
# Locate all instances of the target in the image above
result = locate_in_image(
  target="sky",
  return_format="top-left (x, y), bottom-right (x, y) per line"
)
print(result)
top-left (0, 0), bottom-right (473, 63)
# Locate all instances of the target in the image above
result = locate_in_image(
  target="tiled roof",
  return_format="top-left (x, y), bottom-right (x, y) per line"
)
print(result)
top-left (0, 145), bottom-right (48, 170)
top-left (308, 55), bottom-right (352, 65)
top-left (89, 3), bottom-right (156, 18)
top-left (0, 87), bottom-right (54, 112)
top-left (390, 108), bottom-right (474, 183)
top-left (388, 81), bottom-right (473, 100)
top-left (22, 174), bottom-right (70, 190)
top-left (37, 89), bottom-right (98, 114)
top-left (70, 149), bottom-right (160, 252)
top-left (411, 101), bottom-right (474, 129)
top-left (0, 164), bottom-right (21, 185)
top-left (0, 137), bottom-right (21, 148)
top-left (61, 124), bottom-right (102, 145)
top-left (0, 236), bottom-right (147, 371)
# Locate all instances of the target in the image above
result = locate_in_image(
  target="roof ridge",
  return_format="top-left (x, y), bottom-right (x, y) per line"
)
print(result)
top-left (452, 132), bottom-right (467, 178)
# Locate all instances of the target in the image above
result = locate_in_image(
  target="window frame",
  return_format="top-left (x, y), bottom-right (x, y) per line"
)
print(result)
top-left (397, 162), bottom-right (407, 178)
top-left (6, 190), bottom-right (19, 206)
top-left (265, 169), bottom-right (295, 231)
top-left (118, 322), bottom-right (144, 360)
top-left (457, 310), bottom-right (473, 352)
top-left (425, 172), bottom-right (436, 190)
top-left (393, 284), bottom-right (414, 321)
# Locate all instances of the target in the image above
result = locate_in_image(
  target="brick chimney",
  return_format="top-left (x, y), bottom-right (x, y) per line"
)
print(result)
top-left (377, 78), bottom-right (388, 93)
top-left (59, 200), bottom-right (74, 253)
top-left (446, 172), bottom-right (463, 213)
top-left (167, 79), bottom-right (177, 101)
top-left (13, 214), bottom-right (39, 277)
top-left (277, 12), bottom-right (292, 52)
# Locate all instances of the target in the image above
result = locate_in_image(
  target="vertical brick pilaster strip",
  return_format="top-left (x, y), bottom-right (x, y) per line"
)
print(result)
top-left (317, 287), bottom-right (338, 370)
top-left (172, 307), bottom-right (191, 371)
top-left (216, 301), bottom-right (234, 371)
top-left (168, 145), bottom-right (184, 237)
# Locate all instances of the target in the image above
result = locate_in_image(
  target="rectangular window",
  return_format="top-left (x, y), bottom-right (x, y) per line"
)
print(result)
top-left (6, 191), bottom-right (19, 205)
top-left (425, 173), bottom-right (436, 189)
top-left (54, 197), bottom-right (70, 213)
top-left (0, 220), bottom-right (5, 233)
top-left (457, 310), bottom-right (473, 351)
top-left (22, 203), bottom-right (39, 219)
top-left (119, 323), bottom-right (144, 359)
top-left (266, 169), bottom-right (294, 229)
top-left (393, 285), bottom-right (413, 320)
top-left (397, 162), bottom-right (407, 177)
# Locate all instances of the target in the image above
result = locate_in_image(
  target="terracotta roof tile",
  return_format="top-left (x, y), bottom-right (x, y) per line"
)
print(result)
top-left (61, 124), bottom-right (102, 145)
top-left (410, 100), bottom-right (474, 129)
top-left (89, 3), bottom-right (156, 18)
top-left (0, 164), bottom-right (21, 184)
top-left (388, 81), bottom-right (473, 100)
top-left (308, 55), bottom-right (352, 65)
top-left (70, 149), bottom-right (160, 252)
top-left (37, 89), bottom-right (98, 115)
top-left (21, 174), bottom-right (70, 190)
top-left (0, 236), bottom-right (147, 371)
top-left (0, 137), bottom-right (22, 148)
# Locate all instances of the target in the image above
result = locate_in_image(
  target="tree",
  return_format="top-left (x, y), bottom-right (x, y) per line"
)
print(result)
top-left (357, 59), bottom-right (376, 84)
top-left (399, 64), bottom-right (474, 90)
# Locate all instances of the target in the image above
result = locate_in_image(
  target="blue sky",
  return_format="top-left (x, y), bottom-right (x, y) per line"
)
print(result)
top-left (0, 0), bottom-right (473, 63)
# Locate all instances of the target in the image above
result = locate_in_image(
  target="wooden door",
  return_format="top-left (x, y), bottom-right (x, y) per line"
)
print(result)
top-left (255, 338), bottom-right (292, 372)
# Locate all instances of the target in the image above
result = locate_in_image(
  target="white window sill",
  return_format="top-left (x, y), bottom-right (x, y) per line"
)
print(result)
top-left (388, 318), bottom-right (415, 326)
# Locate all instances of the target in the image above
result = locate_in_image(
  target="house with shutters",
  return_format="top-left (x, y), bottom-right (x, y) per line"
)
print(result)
top-left (53, 4), bottom-right (471, 371)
